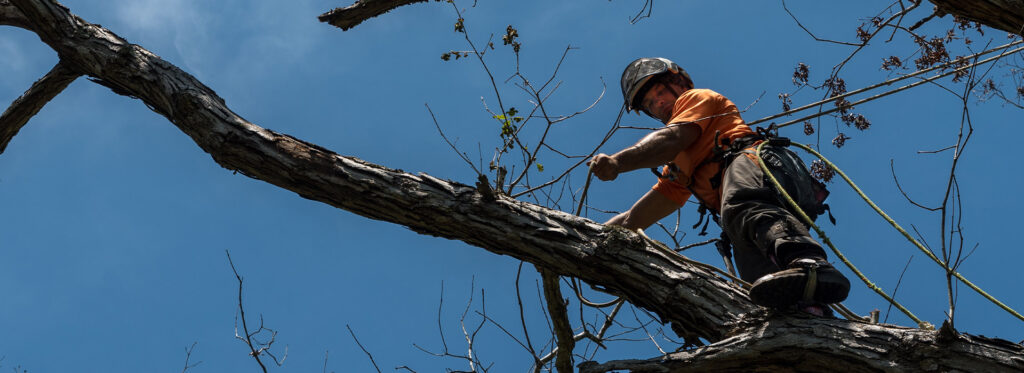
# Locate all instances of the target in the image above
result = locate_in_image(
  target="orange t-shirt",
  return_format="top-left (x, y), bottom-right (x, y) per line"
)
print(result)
top-left (651, 88), bottom-right (754, 210)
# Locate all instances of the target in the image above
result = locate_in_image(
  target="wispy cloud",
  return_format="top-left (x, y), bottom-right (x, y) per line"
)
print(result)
top-left (111, 0), bottom-right (212, 77)
top-left (0, 38), bottom-right (27, 73)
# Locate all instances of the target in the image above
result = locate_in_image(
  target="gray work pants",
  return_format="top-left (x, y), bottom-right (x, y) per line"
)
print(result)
top-left (718, 145), bottom-right (828, 282)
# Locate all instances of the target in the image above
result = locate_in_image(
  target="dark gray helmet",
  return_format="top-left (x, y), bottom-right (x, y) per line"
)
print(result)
top-left (620, 57), bottom-right (691, 113)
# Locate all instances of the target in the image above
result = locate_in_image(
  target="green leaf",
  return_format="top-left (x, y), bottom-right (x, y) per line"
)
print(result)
top-left (536, 163), bottom-right (544, 172)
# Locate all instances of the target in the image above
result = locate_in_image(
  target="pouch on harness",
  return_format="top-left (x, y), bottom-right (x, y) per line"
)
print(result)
top-left (650, 130), bottom-right (834, 275)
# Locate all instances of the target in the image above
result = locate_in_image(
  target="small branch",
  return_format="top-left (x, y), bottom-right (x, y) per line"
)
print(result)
top-left (907, 6), bottom-right (941, 31)
top-left (884, 255), bottom-right (914, 324)
top-left (226, 250), bottom-right (286, 373)
top-left (425, 103), bottom-right (481, 175)
top-left (890, 159), bottom-right (940, 211)
top-left (781, 0), bottom-right (862, 46)
top-left (629, 0), bottom-right (653, 24)
top-left (181, 342), bottom-right (202, 373)
top-left (346, 325), bottom-right (383, 373)
top-left (674, 238), bottom-right (719, 253)
top-left (917, 145), bottom-right (957, 154)
top-left (539, 267), bottom-right (575, 373)
top-left (318, 0), bottom-right (431, 31)
top-left (0, 60), bottom-right (80, 154)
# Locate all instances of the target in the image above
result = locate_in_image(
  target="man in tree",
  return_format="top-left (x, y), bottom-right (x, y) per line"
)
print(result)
top-left (589, 57), bottom-right (850, 313)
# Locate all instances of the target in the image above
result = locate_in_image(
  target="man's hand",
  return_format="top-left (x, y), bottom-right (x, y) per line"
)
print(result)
top-left (589, 153), bottom-right (621, 181)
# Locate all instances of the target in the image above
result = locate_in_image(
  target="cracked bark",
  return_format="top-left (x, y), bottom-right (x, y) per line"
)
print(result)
top-left (929, 0), bottom-right (1024, 35)
top-left (318, 0), bottom-right (432, 31)
top-left (540, 268), bottom-right (575, 373)
top-left (580, 317), bottom-right (1024, 373)
top-left (315, 0), bottom-right (1024, 36)
top-left (2, 0), bottom-right (1023, 371)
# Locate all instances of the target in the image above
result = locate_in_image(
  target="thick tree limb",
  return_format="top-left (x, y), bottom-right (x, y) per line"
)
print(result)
top-left (6, 0), bottom-right (1024, 370)
top-left (580, 318), bottom-right (1024, 373)
top-left (0, 60), bottom-right (80, 154)
top-left (319, 0), bottom-right (431, 31)
top-left (7, 0), bottom-right (753, 343)
top-left (928, 0), bottom-right (1024, 35)
top-left (0, 0), bottom-right (31, 29)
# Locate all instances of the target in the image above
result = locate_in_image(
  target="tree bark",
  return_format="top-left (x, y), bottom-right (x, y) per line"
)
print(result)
top-left (580, 318), bottom-right (1024, 373)
top-left (319, 0), bottom-right (432, 30)
top-left (0, 60), bottom-right (80, 153)
top-left (929, 0), bottom-right (1024, 35)
top-left (2, 0), bottom-right (1023, 371)
top-left (314, 0), bottom-right (1024, 36)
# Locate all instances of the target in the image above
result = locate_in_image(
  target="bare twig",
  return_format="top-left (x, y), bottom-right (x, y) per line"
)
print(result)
top-left (514, 263), bottom-right (540, 363)
top-left (884, 256), bottom-right (915, 324)
top-left (630, 0), bottom-right (653, 24)
top-left (781, 0), bottom-right (861, 46)
top-left (674, 238), bottom-right (720, 253)
top-left (346, 325), bottom-right (383, 373)
top-left (890, 159), bottom-right (940, 211)
top-left (226, 250), bottom-right (286, 373)
top-left (181, 342), bottom-right (202, 373)
top-left (426, 103), bottom-right (481, 175)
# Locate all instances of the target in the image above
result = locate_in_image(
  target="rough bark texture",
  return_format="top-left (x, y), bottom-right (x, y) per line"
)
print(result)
top-left (930, 0), bottom-right (1024, 35)
top-left (541, 268), bottom-right (576, 373)
top-left (318, 0), bottom-right (431, 30)
top-left (0, 60), bottom-right (79, 153)
top-left (2, 0), bottom-right (1024, 371)
top-left (581, 318), bottom-right (1024, 373)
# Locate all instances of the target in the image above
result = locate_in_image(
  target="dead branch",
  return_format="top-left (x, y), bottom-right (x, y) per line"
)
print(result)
top-left (580, 317), bottom-right (1024, 373)
top-left (0, 60), bottom-right (79, 154)
top-left (226, 250), bottom-right (287, 372)
top-left (181, 342), bottom-right (202, 373)
top-left (319, 0), bottom-right (432, 31)
top-left (346, 325), bottom-right (383, 373)
top-left (539, 268), bottom-right (575, 373)
top-left (927, 0), bottom-right (1024, 35)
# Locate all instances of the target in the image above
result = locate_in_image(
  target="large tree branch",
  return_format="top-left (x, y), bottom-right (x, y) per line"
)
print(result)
top-left (580, 318), bottom-right (1024, 373)
top-left (0, 0), bottom-right (31, 29)
top-left (6, 0), bottom-right (1024, 370)
top-left (928, 0), bottom-right (1024, 35)
top-left (7, 0), bottom-right (752, 344)
top-left (319, 0), bottom-right (432, 31)
top-left (0, 60), bottom-right (80, 153)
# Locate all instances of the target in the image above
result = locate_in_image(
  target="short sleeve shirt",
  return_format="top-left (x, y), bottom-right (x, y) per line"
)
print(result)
top-left (651, 88), bottom-right (754, 210)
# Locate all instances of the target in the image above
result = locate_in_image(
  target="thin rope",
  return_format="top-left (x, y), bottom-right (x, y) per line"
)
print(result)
top-left (746, 42), bottom-right (1024, 128)
top-left (755, 141), bottom-right (928, 327)
top-left (790, 142), bottom-right (1024, 323)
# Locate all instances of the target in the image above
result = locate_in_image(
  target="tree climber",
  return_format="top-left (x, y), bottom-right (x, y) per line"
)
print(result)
top-left (590, 57), bottom-right (850, 313)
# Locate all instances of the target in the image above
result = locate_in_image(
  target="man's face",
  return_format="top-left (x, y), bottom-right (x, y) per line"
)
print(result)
top-left (639, 83), bottom-right (679, 124)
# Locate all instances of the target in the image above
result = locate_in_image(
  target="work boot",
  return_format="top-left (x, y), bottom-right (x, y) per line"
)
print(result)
top-left (748, 258), bottom-right (850, 308)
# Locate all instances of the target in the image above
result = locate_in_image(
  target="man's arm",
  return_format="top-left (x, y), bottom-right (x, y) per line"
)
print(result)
top-left (605, 189), bottom-right (682, 230)
top-left (590, 123), bottom-right (700, 181)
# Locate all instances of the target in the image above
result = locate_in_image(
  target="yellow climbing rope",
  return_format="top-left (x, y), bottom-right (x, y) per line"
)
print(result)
top-left (756, 140), bottom-right (1024, 326)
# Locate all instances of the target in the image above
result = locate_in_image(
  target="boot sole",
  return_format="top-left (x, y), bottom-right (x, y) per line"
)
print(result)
top-left (749, 266), bottom-right (850, 308)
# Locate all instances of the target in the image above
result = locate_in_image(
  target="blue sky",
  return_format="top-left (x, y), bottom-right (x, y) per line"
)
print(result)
top-left (1, 0), bottom-right (1022, 371)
